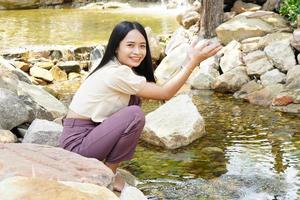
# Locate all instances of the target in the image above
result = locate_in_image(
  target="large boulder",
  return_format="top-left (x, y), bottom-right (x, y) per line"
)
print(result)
top-left (0, 143), bottom-right (114, 187)
top-left (142, 95), bottom-right (205, 149)
top-left (216, 11), bottom-right (290, 44)
top-left (0, 176), bottom-right (119, 200)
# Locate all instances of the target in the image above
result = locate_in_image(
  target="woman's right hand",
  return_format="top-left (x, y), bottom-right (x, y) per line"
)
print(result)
top-left (186, 39), bottom-right (222, 70)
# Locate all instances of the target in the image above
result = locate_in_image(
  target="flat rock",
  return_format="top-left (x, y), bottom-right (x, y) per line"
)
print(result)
top-left (0, 143), bottom-right (114, 187)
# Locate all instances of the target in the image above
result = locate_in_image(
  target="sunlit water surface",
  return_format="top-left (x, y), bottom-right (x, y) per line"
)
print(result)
top-left (128, 92), bottom-right (300, 200)
top-left (0, 6), bottom-right (178, 50)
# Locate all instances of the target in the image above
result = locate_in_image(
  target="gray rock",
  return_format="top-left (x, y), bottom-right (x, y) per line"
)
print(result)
top-left (23, 119), bottom-right (63, 147)
top-left (260, 69), bottom-right (286, 86)
top-left (17, 81), bottom-right (67, 119)
top-left (233, 80), bottom-right (263, 99)
top-left (212, 67), bottom-right (250, 93)
top-left (0, 88), bottom-right (30, 130)
top-left (286, 65), bottom-right (300, 89)
top-left (264, 41), bottom-right (296, 72)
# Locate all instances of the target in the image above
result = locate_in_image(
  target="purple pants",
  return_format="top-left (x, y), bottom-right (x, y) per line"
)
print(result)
top-left (59, 96), bottom-right (145, 163)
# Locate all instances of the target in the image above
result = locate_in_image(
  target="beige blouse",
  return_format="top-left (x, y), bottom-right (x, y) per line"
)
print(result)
top-left (69, 59), bottom-right (147, 122)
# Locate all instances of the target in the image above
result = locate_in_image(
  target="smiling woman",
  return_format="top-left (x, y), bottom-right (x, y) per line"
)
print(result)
top-left (59, 20), bottom-right (222, 193)
top-left (116, 30), bottom-right (147, 68)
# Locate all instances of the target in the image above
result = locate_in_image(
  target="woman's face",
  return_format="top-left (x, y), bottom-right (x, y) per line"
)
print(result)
top-left (116, 29), bottom-right (147, 68)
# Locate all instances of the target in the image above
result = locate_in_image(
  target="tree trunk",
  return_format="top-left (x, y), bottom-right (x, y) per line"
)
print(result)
top-left (199, 0), bottom-right (224, 38)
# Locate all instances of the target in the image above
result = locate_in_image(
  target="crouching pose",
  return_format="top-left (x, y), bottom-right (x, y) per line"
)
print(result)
top-left (59, 21), bottom-right (222, 192)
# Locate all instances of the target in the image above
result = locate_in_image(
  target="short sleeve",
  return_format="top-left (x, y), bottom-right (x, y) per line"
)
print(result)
top-left (105, 65), bottom-right (147, 94)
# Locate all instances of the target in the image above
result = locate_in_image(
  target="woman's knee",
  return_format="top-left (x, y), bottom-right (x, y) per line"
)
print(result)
top-left (127, 105), bottom-right (145, 127)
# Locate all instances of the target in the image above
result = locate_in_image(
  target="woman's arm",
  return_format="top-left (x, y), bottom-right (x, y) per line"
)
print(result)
top-left (137, 41), bottom-right (222, 100)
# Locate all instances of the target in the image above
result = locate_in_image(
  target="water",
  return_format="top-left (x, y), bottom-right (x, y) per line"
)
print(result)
top-left (125, 92), bottom-right (300, 199)
top-left (0, 7), bottom-right (178, 50)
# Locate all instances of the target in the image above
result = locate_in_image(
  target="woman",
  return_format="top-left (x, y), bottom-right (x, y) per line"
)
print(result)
top-left (59, 21), bottom-right (222, 192)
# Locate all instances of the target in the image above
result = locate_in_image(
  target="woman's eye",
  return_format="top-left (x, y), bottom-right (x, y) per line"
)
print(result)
top-left (127, 44), bottom-right (134, 47)
top-left (140, 45), bottom-right (146, 49)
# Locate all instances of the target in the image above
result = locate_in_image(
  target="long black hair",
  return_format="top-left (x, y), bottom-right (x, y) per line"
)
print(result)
top-left (89, 21), bottom-right (156, 83)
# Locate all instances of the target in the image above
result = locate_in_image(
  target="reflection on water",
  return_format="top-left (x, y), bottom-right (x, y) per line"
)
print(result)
top-left (126, 92), bottom-right (300, 199)
top-left (0, 8), bottom-right (177, 49)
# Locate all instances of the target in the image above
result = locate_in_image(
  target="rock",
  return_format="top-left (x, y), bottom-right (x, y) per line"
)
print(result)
top-left (117, 169), bottom-right (139, 188)
top-left (17, 81), bottom-right (67, 119)
top-left (262, 0), bottom-right (281, 11)
top-left (142, 95), bottom-right (205, 149)
top-left (245, 84), bottom-right (284, 106)
top-left (68, 72), bottom-right (81, 80)
top-left (50, 65), bottom-right (68, 81)
top-left (57, 61), bottom-right (81, 74)
top-left (241, 36), bottom-right (261, 53)
top-left (216, 11), bottom-right (290, 44)
top-left (120, 186), bottom-right (147, 200)
top-left (23, 119), bottom-right (63, 147)
top-left (258, 32), bottom-right (292, 48)
top-left (191, 56), bottom-right (220, 89)
top-left (260, 69), bottom-right (286, 86)
top-left (43, 79), bottom-right (82, 104)
top-left (291, 29), bottom-right (300, 51)
top-left (155, 43), bottom-right (189, 85)
top-left (181, 10), bottom-right (201, 29)
top-left (0, 176), bottom-right (119, 200)
top-left (0, 143), bottom-right (114, 187)
top-left (12, 61), bottom-right (30, 72)
top-left (0, 88), bottom-right (31, 130)
top-left (212, 67), bottom-right (250, 93)
top-left (272, 94), bottom-right (294, 106)
top-left (233, 80), bottom-right (263, 99)
top-left (271, 103), bottom-right (300, 113)
top-left (0, 0), bottom-right (40, 9)
top-left (165, 27), bottom-right (189, 55)
top-left (231, 0), bottom-right (261, 14)
top-left (29, 66), bottom-right (53, 82)
top-left (0, 129), bottom-right (17, 143)
top-left (264, 41), bottom-right (296, 72)
top-left (0, 68), bottom-right (19, 93)
top-left (74, 46), bottom-right (93, 61)
top-left (0, 56), bottom-right (31, 84)
top-left (286, 65), bottom-right (300, 89)
top-left (220, 40), bottom-right (243, 73)
top-left (243, 50), bottom-right (274, 76)
top-left (89, 45), bottom-right (105, 72)
top-left (145, 27), bottom-right (163, 62)
top-left (34, 61), bottom-right (54, 70)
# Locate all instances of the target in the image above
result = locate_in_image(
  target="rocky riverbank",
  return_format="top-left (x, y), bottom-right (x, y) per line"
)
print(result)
top-left (1, 0), bottom-right (300, 199)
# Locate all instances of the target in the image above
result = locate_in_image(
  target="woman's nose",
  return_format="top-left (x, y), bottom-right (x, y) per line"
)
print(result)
top-left (132, 46), bottom-right (141, 54)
